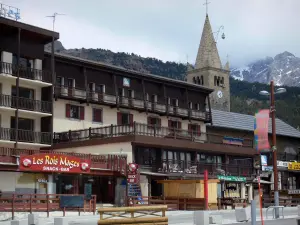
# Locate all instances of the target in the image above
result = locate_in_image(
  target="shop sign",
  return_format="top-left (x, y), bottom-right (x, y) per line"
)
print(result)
top-left (19, 154), bottom-right (91, 173)
top-left (127, 163), bottom-right (140, 184)
top-left (217, 175), bottom-right (246, 182)
top-left (262, 166), bottom-right (273, 171)
top-left (288, 162), bottom-right (300, 171)
top-left (288, 190), bottom-right (300, 195)
top-left (37, 178), bottom-right (48, 183)
top-left (0, 4), bottom-right (21, 21)
top-left (277, 161), bottom-right (289, 168)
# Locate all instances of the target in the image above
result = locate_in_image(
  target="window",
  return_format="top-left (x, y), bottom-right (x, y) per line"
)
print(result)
top-left (194, 103), bottom-right (199, 110)
top-left (56, 76), bottom-right (62, 86)
top-left (168, 120), bottom-right (181, 129)
top-left (96, 84), bottom-right (104, 93)
top-left (92, 108), bottom-right (103, 123)
top-left (89, 83), bottom-right (95, 92)
top-left (67, 78), bottom-right (74, 88)
top-left (188, 123), bottom-right (201, 136)
top-left (13, 55), bottom-right (33, 69)
top-left (11, 117), bottom-right (34, 131)
top-left (147, 117), bottom-right (161, 127)
top-left (12, 86), bottom-right (34, 99)
top-left (117, 112), bottom-right (133, 125)
top-left (66, 104), bottom-right (84, 120)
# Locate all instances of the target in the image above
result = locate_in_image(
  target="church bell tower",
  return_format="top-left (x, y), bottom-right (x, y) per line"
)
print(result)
top-left (186, 14), bottom-right (231, 112)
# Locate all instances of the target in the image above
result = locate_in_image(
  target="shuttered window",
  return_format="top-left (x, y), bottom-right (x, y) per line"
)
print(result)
top-left (66, 104), bottom-right (84, 120)
top-left (92, 108), bottom-right (103, 123)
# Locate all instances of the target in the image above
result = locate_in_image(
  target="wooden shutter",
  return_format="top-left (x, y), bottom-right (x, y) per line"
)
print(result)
top-left (197, 125), bottom-right (201, 136)
top-left (188, 124), bottom-right (192, 134)
top-left (93, 109), bottom-right (102, 123)
top-left (65, 104), bottom-right (70, 118)
top-left (177, 121), bottom-right (181, 129)
top-left (129, 114), bottom-right (134, 126)
top-left (158, 118), bottom-right (161, 127)
top-left (79, 106), bottom-right (85, 120)
top-left (117, 112), bottom-right (122, 125)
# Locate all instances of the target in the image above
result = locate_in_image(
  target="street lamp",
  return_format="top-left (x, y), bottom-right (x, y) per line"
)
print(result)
top-left (259, 81), bottom-right (286, 219)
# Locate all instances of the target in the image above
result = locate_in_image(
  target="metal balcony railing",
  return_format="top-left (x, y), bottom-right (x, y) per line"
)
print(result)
top-left (0, 94), bottom-right (52, 114)
top-left (0, 127), bottom-right (52, 145)
top-left (53, 122), bottom-right (253, 148)
top-left (0, 62), bottom-right (52, 83)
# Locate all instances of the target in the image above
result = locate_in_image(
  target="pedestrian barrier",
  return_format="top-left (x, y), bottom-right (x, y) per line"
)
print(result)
top-left (129, 196), bottom-right (205, 210)
top-left (97, 205), bottom-right (168, 225)
top-left (0, 194), bottom-right (96, 220)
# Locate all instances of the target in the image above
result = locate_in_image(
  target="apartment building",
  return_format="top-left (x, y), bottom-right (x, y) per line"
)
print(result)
top-left (0, 17), bottom-right (125, 199)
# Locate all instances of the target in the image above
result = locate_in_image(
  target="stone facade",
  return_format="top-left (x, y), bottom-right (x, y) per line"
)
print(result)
top-left (186, 14), bottom-right (231, 112)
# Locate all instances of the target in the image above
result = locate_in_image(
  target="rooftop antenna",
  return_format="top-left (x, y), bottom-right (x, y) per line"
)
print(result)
top-left (203, 0), bottom-right (211, 15)
top-left (46, 12), bottom-right (65, 31)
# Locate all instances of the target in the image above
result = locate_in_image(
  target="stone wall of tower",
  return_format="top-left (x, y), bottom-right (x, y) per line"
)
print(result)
top-left (187, 68), bottom-right (230, 112)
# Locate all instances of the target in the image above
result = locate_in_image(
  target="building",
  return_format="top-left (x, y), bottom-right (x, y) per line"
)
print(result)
top-left (186, 15), bottom-right (230, 112)
top-left (208, 109), bottom-right (300, 201)
top-left (49, 14), bottom-right (257, 205)
top-left (0, 16), bottom-right (126, 199)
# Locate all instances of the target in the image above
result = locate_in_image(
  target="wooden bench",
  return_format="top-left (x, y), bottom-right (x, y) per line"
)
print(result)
top-left (98, 205), bottom-right (168, 225)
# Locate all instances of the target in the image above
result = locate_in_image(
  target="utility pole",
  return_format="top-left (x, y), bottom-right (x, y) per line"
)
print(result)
top-left (270, 80), bottom-right (279, 218)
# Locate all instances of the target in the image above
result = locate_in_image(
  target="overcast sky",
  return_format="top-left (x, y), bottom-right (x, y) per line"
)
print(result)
top-left (5, 0), bottom-right (300, 67)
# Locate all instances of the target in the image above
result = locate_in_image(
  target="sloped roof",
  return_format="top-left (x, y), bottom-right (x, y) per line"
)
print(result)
top-left (195, 15), bottom-right (222, 69)
top-left (210, 109), bottom-right (300, 139)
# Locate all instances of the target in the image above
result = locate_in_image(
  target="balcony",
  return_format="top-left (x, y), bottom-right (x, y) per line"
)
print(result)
top-left (0, 128), bottom-right (52, 145)
top-left (0, 62), bottom-right (52, 85)
top-left (140, 159), bottom-right (255, 178)
top-left (0, 94), bottom-right (52, 115)
top-left (53, 122), bottom-right (253, 148)
top-left (0, 147), bottom-right (127, 173)
top-left (54, 86), bottom-right (211, 122)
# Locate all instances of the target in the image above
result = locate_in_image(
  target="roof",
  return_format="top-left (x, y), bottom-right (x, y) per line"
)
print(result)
top-left (0, 17), bottom-right (59, 43)
top-left (195, 14), bottom-right (222, 69)
top-left (209, 109), bottom-right (300, 139)
top-left (44, 50), bottom-right (214, 93)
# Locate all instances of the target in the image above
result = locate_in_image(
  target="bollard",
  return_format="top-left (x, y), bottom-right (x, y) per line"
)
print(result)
top-left (251, 200), bottom-right (256, 225)
top-left (54, 217), bottom-right (69, 225)
top-left (28, 213), bottom-right (39, 225)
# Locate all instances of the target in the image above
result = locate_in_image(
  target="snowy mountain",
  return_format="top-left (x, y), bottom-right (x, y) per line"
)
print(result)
top-left (231, 51), bottom-right (300, 86)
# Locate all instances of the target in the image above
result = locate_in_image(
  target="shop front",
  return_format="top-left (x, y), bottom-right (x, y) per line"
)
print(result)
top-left (217, 175), bottom-right (252, 202)
top-left (16, 153), bottom-right (122, 204)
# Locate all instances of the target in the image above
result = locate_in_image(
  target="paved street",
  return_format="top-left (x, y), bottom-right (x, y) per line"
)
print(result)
top-left (0, 207), bottom-right (299, 225)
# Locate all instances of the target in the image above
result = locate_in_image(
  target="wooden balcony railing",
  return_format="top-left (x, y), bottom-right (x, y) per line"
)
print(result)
top-left (0, 127), bottom-right (52, 145)
top-left (0, 62), bottom-right (52, 83)
top-left (53, 122), bottom-right (254, 148)
top-left (0, 94), bottom-right (52, 114)
top-left (140, 159), bottom-right (255, 177)
top-left (54, 86), bottom-right (211, 121)
top-left (0, 147), bottom-right (127, 172)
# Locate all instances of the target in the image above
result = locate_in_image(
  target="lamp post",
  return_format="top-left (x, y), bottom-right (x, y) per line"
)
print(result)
top-left (259, 81), bottom-right (286, 219)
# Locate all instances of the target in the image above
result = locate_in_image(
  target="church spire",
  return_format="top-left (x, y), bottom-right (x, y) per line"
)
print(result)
top-left (194, 14), bottom-right (222, 69)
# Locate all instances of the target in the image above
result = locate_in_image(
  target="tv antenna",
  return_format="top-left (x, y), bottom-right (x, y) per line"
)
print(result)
top-left (46, 12), bottom-right (65, 31)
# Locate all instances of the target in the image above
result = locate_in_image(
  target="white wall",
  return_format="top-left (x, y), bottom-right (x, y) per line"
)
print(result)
top-left (53, 99), bottom-right (206, 133)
